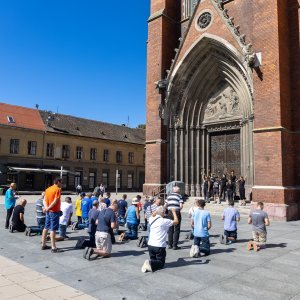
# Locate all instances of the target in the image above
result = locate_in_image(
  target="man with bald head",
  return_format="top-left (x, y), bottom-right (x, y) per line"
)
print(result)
top-left (164, 186), bottom-right (184, 250)
top-left (10, 199), bottom-right (27, 232)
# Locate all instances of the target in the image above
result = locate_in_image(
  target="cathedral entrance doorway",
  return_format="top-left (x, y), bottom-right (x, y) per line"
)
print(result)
top-left (163, 35), bottom-right (254, 196)
top-left (210, 130), bottom-right (240, 177)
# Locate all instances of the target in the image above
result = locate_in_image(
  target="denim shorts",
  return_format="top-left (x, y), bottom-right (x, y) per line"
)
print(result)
top-left (45, 212), bottom-right (60, 231)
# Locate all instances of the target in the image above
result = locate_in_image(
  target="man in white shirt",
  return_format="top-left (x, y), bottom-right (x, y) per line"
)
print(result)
top-left (141, 207), bottom-right (178, 273)
top-left (57, 197), bottom-right (73, 240)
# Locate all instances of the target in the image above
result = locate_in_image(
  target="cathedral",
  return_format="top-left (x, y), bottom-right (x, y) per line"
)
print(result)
top-left (144, 0), bottom-right (300, 220)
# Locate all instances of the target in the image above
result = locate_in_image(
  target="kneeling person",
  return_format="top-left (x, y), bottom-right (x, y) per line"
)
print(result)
top-left (84, 201), bottom-right (118, 260)
top-left (10, 199), bottom-right (27, 232)
top-left (57, 197), bottom-right (73, 240)
top-left (191, 199), bottom-right (211, 257)
top-left (220, 199), bottom-right (240, 244)
top-left (141, 207), bottom-right (178, 273)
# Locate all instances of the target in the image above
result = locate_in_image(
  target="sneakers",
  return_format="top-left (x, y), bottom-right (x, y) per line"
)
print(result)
top-left (167, 245), bottom-right (172, 249)
top-left (219, 234), bottom-right (225, 244)
top-left (141, 259), bottom-right (152, 273)
top-left (173, 246), bottom-right (181, 250)
top-left (83, 247), bottom-right (90, 259)
top-left (226, 241), bottom-right (232, 245)
top-left (51, 248), bottom-right (63, 253)
top-left (9, 224), bottom-right (13, 233)
top-left (87, 248), bottom-right (94, 260)
top-left (190, 245), bottom-right (195, 258)
top-left (41, 245), bottom-right (51, 250)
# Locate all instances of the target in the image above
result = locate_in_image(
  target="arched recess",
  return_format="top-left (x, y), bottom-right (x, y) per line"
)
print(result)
top-left (164, 34), bottom-right (254, 196)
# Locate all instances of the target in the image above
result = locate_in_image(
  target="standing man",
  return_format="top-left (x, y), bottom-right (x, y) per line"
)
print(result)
top-left (41, 178), bottom-right (63, 253)
top-left (164, 186), bottom-right (184, 250)
top-left (36, 192), bottom-right (46, 229)
top-left (99, 183), bottom-right (105, 197)
top-left (5, 183), bottom-right (18, 229)
top-left (141, 207), bottom-right (178, 273)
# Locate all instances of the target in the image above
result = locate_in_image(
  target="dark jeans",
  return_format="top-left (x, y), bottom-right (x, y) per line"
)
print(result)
top-left (77, 216), bottom-right (82, 224)
top-left (167, 210), bottom-right (181, 247)
top-left (88, 232), bottom-right (96, 247)
top-left (12, 222), bottom-right (27, 232)
top-left (227, 190), bottom-right (234, 201)
top-left (219, 185), bottom-right (227, 199)
top-left (194, 236), bottom-right (210, 255)
top-left (78, 217), bottom-right (88, 230)
top-left (203, 188), bottom-right (209, 202)
top-left (148, 245), bottom-right (166, 272)
top-left (5, 207), bottom-right (14, 228)
top-left (239, 188), bottom-right (245, 200)
top-left (125, 222), bottom-right (138, 240)
top-left (37, 218), bottom-right (45, 229)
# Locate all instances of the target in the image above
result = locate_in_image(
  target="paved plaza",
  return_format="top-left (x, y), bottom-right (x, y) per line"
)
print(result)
top-left (0, 196), bottom-right (300, 300)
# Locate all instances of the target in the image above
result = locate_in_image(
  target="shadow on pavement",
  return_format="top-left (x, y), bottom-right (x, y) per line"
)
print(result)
top-left (210, 248), bottom-right (236, 255)
top-left (166, 257), bottom-right (211, 269)
top-left (267, 243), bottom-right (287, 249)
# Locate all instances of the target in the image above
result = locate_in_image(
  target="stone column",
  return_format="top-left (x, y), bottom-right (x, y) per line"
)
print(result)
top-left (185, 125), bottom-right (190, 195)
top-left (169, 127), bottom-right (174, 182)
top-left (196, 126), bottom-right (201, 197)
top-left (190, 126), bottom-right (195, 197)
top-left (206, 130), bottom-right (210, 175)
top-left (180, 126), bottom-right (184, 182)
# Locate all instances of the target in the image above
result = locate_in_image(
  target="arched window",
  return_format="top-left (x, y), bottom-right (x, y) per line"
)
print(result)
top-left (183, 0), bottom-right (199, 19)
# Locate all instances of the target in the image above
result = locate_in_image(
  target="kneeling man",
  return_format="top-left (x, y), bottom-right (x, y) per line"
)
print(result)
top-left (141, 207), bottom-right (178, 273)
top-left (10, 199), bottom-right (27, 232)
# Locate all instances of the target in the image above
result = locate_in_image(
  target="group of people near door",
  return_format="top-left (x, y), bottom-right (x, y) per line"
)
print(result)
top-left (3, 178), bottom-right (270, 274)
top-left (202, 170), bottom-right (246, 205)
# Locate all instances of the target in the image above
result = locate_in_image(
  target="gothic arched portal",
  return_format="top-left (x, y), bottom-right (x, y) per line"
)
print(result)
top-left (164, 34), bottom-right (254, 196)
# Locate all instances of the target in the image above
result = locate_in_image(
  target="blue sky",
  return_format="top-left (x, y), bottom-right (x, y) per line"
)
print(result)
top-left (0, 1), bottom-right (149, 128)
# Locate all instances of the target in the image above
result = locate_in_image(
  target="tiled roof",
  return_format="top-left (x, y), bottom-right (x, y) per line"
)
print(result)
top-left (0, 102), bottom-right (45, 131)
top-left (39, 111), bottom-right (145, 145)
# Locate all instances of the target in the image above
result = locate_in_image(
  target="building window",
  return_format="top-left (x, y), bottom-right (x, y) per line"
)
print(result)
top-left (62, 145), bottom-right (70, 159)
top-left (89, 172), bottom-right (96, 189)
top-left (102, 171), bottom-right (109, 188)
top-left (128, 152), bottom-right (134, 164)
top-left (76, 146), bottom-right (83, 159)
top-left (28, 141), bottom-right (37, 156)
top-left (116, 171), bottom-right (122, 188)
top-left (116, 151), bottom-right (122, 163)
top-left (183, 0), bottom-right (199, 18)
top-left (10, 139), bottom-right (19, 154)
top-left (90, 148), bottom-right (97, 161)
top-left (46, 143), bottom-right (54, 157)
top-left (75, 171), bottom-right (82, 188)
top-left (103, 149), bottom-right (109, 162)
top-left (7, 116), bottom-right (15, 123)
top-left (127, 173), bottom-right (133, 189)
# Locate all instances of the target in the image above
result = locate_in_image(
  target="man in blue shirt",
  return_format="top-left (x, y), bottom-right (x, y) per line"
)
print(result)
top-left (191, 199), bottom-right (211, 257)
top-left (80, 193), bottom-right (92, 228)
top-left (5, 183), bottom-right (18, 229)
top-left (104, 192), bottom-right (111, 207)
top-left (117, 194), bottom-right (128, 225)
top-left (220, 199), bottom-right (240, 244)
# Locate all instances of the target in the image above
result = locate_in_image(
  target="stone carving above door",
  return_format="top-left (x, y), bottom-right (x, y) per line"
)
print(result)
top-left (203, 87), bottom-right (241, 122)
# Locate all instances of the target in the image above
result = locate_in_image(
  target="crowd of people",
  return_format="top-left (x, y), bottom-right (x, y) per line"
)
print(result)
top-left (3, 178), bottom-right (270, 273)
top-left (203, 170), bottom-right (247, 205)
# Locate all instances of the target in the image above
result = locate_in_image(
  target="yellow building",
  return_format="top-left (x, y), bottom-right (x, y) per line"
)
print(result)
top-left (0, 103), bottom-right (145, 192)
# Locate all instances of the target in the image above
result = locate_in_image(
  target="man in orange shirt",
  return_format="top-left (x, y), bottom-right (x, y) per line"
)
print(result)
top-left (41, 178), bottom-right (63, 253)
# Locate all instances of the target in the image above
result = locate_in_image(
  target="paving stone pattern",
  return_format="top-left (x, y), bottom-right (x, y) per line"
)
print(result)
top-left (0, 201), bottom-right (300, 300)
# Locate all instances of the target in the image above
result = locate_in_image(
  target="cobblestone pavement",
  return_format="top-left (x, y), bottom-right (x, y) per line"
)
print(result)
top-left (0, 197), bottom-right (300, 300)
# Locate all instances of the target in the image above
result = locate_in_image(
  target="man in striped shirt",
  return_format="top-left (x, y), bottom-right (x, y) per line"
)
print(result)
top-left (165, 186), bottom-right (184, 250)
top-left (145, 197), bottom-right (162, 233)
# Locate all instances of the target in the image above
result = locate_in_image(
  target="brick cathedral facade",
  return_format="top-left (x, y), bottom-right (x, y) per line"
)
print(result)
top-left (144, 0), bottom-right (300, 221)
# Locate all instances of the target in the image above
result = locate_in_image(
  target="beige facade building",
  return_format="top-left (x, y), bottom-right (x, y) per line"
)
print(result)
top-left (0, 103), bottom-right (145, 192)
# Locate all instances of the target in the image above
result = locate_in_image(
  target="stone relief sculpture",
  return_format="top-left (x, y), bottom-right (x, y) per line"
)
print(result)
top-left (204, 87), bottom-right (241, 122)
